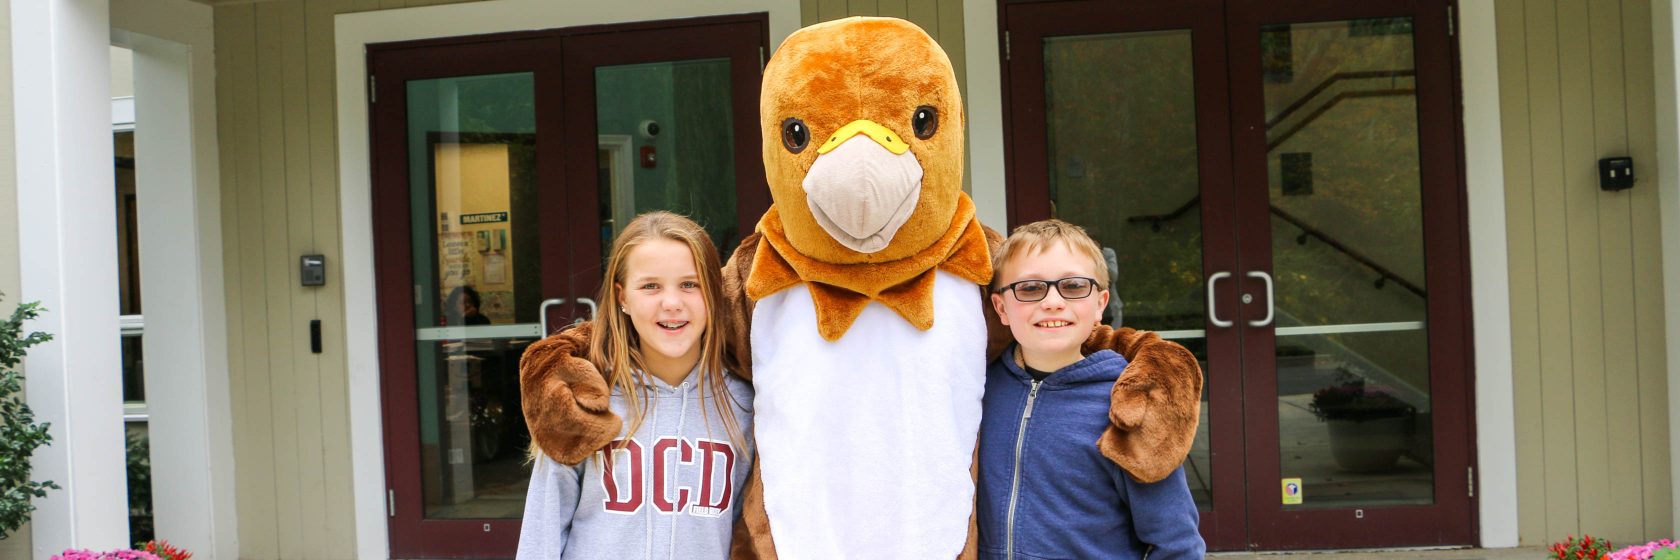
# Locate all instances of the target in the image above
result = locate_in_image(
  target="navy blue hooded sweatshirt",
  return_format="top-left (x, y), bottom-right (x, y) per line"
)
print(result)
top-left (977, 346), bottom-right (1204, 560)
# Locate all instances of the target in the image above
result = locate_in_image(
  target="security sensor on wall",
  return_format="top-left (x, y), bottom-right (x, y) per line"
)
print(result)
top-left (639, 119), bottom-right (661, 139)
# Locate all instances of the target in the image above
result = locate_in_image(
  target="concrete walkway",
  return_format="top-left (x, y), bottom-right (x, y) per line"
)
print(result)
top-left (1211, 546), bottom-right (1546, 559)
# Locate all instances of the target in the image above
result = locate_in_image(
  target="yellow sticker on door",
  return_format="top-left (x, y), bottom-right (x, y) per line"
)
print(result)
top-left (1281, 478), bottom-right (1303, 505)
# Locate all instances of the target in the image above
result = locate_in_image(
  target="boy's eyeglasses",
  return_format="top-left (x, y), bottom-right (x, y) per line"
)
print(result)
top-left (995, 277), bottom-right (1100, 302)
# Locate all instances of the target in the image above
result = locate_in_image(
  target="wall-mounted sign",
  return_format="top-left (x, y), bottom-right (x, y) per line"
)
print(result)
top-left (461, 211), bottom-right (509, 225)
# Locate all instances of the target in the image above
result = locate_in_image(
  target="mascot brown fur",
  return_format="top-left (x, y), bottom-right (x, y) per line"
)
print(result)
top-left (519, 17), bottom-right (1202, 559)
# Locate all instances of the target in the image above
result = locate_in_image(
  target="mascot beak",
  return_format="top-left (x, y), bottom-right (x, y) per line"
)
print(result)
top-left (802, 119), bottom-right (925, 254)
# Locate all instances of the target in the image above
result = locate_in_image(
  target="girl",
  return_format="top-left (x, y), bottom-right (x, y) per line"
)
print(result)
top-left (517, 211), bottom-right (752, 560)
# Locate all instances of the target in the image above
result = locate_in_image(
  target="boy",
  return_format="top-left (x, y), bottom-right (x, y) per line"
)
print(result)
top-left (977, 219), bottom-right (1204, 559)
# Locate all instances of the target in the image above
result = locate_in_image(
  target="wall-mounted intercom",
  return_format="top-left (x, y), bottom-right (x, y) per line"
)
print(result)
top-left (1599, 157), bottom-right (1634, 191)
top-left (301, 254), bottom-right (326, 287)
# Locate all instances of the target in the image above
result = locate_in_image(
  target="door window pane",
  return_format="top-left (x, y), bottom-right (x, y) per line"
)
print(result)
top-left (407, 72), bottom-right (541, 519)
top-left (1262, 18), bottom-right (1433, 509)
top-left (1043, 30), bottom-right (1212, 510)
top-left (594, 59), bottom-right (738, 267)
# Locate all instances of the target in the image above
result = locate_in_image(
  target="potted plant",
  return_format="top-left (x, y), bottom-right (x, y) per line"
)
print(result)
top-left (1309, 373), bottom-right (1415, 472)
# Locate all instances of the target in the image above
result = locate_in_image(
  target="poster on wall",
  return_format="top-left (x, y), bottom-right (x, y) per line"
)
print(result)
top-left (434, 139), bottom-right (521, 326)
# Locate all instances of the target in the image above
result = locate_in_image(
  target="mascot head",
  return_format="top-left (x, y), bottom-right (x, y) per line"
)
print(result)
top-left (760, 17), bottom-right (966, 264)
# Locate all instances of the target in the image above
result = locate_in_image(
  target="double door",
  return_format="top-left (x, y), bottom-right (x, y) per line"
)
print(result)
top-left (1003, 0), bottom-right (1474, 550)
top-left (367, 15), bottom-right (768, 558)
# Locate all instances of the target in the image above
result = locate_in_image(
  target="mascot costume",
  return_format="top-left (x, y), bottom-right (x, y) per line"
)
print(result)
top-left (519, 16), bottom-right (1203, 559)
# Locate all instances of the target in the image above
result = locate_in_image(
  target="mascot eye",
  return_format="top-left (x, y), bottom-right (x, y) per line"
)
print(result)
top-left (781, 118), bottom-right (810, 154)
top-left (912, 106), bottom-right (939, 140)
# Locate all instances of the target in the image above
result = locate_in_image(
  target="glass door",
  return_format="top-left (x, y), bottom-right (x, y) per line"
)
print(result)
top-left (369, 15), bottom-right (768, 558)
top-left (371, 36), bottom-right (566, 558)
top-left (1002, 0), bottom-right (1246, 548)
top-left (1228, 0), bottom-right (1473, 548)
top-left (557, 19), bottom-right (770, 302)
top-left (1002, 0), bottom-right (1473, 550)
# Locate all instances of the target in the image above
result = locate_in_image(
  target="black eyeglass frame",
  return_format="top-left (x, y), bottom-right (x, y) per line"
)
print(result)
top-left (993, 276), bottom-right (1102, 302)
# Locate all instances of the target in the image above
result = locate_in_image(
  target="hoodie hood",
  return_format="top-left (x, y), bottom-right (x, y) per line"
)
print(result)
top-left (996, 344), bottom-right (1127, 388)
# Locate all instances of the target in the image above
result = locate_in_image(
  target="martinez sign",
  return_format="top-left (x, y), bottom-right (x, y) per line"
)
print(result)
top-left (461, 212), bottom-right (509, 225)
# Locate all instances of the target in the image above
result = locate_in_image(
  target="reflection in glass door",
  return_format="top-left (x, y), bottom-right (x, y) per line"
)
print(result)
top-left (590, 58), bottom-right (740, 277)
top-left (1260, 18), bottom-right (1432, 509)
top-left (559, 23), bottom-right (768, 304)
top-left (407, 72), bottom-right (544, 522)
top-left (1043, 28), bottom-right (1212, 507)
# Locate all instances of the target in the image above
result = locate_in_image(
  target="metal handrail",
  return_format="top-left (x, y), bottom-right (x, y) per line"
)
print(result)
top-left (1123, 69), bottom-right (1427, 298)
top-left (1126, 198), bottom-right (1425, 298)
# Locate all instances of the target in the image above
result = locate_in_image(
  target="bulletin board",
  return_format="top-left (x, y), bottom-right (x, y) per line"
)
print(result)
top-left (430, 135), bottom-right (532, 326)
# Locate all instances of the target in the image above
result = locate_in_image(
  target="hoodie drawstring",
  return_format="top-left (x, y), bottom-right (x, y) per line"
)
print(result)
top-left (668, 383), bottom-right (690, 559)
top-left (644, 383), bottom-right (657, 560)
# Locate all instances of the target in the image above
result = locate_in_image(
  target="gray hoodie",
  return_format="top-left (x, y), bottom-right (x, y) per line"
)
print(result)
top-left (516, 368), bottom-right (754, 560)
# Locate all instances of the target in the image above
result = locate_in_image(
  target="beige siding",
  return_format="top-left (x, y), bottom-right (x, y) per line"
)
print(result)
top-left (211, 1), bottom-right (481, 558)
top-left (1497, 0), bottom-right (1671, 546)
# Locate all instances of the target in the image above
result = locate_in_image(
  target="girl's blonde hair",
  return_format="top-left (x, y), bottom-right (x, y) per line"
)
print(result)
top-left (589, 211), bottom-right (744, 453)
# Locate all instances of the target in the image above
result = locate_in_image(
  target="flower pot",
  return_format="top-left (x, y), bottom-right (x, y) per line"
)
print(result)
top-left (1326, 417), bottom-right (1408, 472)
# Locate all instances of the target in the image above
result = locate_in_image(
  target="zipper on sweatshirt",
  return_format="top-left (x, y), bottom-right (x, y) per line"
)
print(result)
top-left (1005, 379), bottom-right (1043, 559)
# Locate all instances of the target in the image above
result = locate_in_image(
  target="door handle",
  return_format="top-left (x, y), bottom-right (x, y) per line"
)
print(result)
top-left (574, 297), bottom-right (598, 326)
top-left (1247, 271), bottom-right (1275, 327)
top-left (1207, 272), bottom-right (1233, 328)
top-left (539, 298), bottom-right (566, 335)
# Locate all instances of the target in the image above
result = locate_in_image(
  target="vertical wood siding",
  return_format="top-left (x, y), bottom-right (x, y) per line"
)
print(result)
top-left (212, 1), bottom-right (481, 557)
top-left (1495, 0), bottom-right (1671, 546)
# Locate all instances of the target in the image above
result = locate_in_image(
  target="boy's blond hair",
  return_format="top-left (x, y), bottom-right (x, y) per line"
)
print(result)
top-left (991, 219), bottom-right (1109, 289)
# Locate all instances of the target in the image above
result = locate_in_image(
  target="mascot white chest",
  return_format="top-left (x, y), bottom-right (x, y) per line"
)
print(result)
top-left (750, 269), bottom-right (986, 559)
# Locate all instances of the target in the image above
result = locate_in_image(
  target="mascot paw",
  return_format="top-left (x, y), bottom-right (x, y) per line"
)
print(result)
top-left (1107, 375), bottom-right (1152, 431)
top-left (1086, 326), bottom-right (1204, 483)
top-left (520, 323), bottom-right (622, 465)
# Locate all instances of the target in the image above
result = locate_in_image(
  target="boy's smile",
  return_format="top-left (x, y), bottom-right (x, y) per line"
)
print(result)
top-left (990, 242), bottom-right (1110, 373)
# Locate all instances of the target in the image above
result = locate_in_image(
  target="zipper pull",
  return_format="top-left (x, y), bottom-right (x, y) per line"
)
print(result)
top-left (1024, 381), bottom-right (1042, 419)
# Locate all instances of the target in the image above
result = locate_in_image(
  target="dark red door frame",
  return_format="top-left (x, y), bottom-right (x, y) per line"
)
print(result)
top-left (367, 14), bottom-right (768, 558)
top-left (558, 18), bottom-right (770, 304)
top-left (1000, 0), bottom-right (1247, 550)
top-left (999, 0), bottom-right (1477, 551)
top-left (369, 35), bottom-right (563, 558)
top-left (1226, 0), bottom-right (1475, 549)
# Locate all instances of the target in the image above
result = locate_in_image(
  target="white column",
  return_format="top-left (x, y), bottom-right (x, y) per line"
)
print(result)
top-left (111, 0), bottom-right (234, 555)
top-left (1655, 0), bottom-right (1680, 541)
top-left (1459, 0), bottom-right (1520, 548)
top-left (10, 0), bottom-right (128, 557)
top-left (124, 24), bottom-right (238, 560)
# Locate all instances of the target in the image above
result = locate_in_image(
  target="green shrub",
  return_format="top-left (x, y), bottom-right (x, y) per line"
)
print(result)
top-left (0, 298), bottom-right (58, 539)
